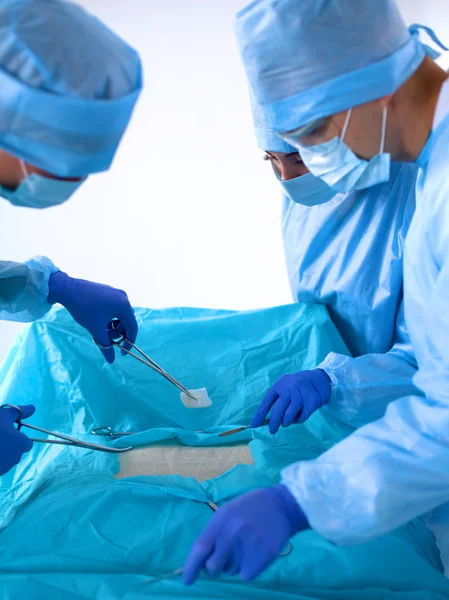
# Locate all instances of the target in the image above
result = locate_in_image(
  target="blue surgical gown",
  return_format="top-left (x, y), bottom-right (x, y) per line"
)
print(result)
top-left (282, 161), bottom-right (420, 427)
top-left (282, 82), bottom-right (449, 564)
top-left (0, 257), bottom-right (57, 322)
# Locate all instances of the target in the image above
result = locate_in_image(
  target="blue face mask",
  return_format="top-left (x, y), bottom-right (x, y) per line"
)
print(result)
top-left (298, 107), bottom-right (390, 192)
top-left (277, 171), bottom-right (336, 206)
top-left (0, 161), bottom-right (85, 209)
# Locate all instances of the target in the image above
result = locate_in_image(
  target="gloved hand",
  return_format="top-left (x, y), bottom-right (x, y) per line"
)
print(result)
top-left (48, 270), bottom-right (138, 364)
top-left (183, 484), bottom-right (309, 585)
top-left (0, 405), bottom-right (35, 476)
top-left (252, 369), bottom-right (331, 434)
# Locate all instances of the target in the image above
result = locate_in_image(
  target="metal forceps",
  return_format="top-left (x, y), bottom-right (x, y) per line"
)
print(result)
top-left (1, 404), bottom-right (132, 454)
top-left (95, 319), bottom-right (197, 402)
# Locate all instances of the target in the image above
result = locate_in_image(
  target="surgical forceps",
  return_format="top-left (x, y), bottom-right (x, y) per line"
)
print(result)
top-left (1, 404), bottom-right (132, 454)
top-left (95, 319), bottom-right (197, 402)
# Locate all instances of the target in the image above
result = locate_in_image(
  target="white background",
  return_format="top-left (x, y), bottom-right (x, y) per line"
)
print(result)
top-left (1, 0), bottom-right (448, 364)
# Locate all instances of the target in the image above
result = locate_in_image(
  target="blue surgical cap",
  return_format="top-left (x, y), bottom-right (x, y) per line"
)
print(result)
top-left (250, 89), bottom-right (296, 152)
top-left (0, 0), bottom-right (143, 177)
top-left (235, 0), bottom-right (432, 133)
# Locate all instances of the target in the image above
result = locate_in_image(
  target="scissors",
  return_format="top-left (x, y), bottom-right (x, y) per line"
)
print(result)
top-left (95, 319), bottom-right (197, 402)
top-left (1, 404), bottom-right (132, 454)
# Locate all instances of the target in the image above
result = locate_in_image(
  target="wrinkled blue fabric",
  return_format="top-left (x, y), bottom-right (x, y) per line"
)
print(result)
top-left (1, 469), bottom-right (448, 598)
top-left (0, 305), bottom-right (449, 597)
top-left (0, 257), bottom-right (57, 322)
top-left (282, 162), bottom-right (420, 426)
top-left (0, 0), bottom-right (142, 177)
top-left (234, 0), bottom-right (438, 133)
top-left (0, 304), bottom-right (349, 457)
top-left (0, 303), bottom-right (343, 527)
top-left (281, 89), bottom-right (449, 565)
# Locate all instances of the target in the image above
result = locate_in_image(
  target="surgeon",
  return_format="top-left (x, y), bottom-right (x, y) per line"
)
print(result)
top-left (0, 0), bottom-right (142, 476)
top-left (183, 0), bottom-right (449, 584)
top-left (250, 96), bottom-right (418, 434)
top-left (182, 92), bottom-right (419, 586)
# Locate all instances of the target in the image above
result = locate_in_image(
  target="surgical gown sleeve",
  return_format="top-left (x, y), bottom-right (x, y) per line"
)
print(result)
top-left (319, 302), bottom-right (420, 428)
top-left (0, 257), bottom-right (57, 322)
top-left (282, 256), bottom-right (449, 546)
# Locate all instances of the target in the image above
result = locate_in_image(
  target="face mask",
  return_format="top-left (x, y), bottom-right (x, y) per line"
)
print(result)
top-left (298, 107), bottom-right (390, 192)
top-left (277, 171), bottom-right (336, 206)
top-left (0, 160), bottom-right (85, 209)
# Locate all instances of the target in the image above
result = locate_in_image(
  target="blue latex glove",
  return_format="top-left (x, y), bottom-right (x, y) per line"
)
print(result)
top-left (183, 484), bottom-right (308, 584)
top-left (252, 369), bottom-right (331, 434)
top-left (48, 270), bottom-right (138, 364)
top-left (0, 405), bottom-right (35, 476)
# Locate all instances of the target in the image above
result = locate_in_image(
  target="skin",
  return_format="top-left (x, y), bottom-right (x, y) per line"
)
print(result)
top-left (298, 56), bottom-right (449, 162)
top-left (263, 150), bottom-right (309, 180)
top-left (0, 149), bottom-right (82, 189)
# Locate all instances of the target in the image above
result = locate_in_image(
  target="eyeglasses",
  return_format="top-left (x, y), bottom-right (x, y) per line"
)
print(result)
top-left (276, 116), bottom-right (329, 147)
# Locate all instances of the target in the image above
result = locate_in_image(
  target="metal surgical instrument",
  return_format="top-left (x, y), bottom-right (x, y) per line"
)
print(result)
top-left (1, 404), bottom-right (132, 454)
top-left (142, 567), bottom-right (184, 585)
top-left (91, 426), bottom-right (136, 440)
top-left (218, 419), bottom-right (270, 437)
top-left (95, 319), bottom-right (197, 402)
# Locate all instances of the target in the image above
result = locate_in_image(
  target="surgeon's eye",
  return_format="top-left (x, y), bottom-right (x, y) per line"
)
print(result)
top-left (263, 154), bottom-right (272, 162)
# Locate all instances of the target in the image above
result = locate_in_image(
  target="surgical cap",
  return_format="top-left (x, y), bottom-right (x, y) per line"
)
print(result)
top-left (0, 0), bottom-right (143, 177)
top-left (235, 0), bottom-right (429, 133)
top-left (250, 90), bottom-right (295, 152)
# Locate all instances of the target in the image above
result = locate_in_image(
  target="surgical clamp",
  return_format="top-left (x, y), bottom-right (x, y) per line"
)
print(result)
top-left (95, 319), bottom-right (197, 402)
top-left (91, 426), bottom-right (135, 440)
top-left (1, 404), bottom-right (132, 454)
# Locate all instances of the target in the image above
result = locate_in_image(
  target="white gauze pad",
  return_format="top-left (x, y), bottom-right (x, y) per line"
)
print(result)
top-left (180, 387), bottom-right (212, 408)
